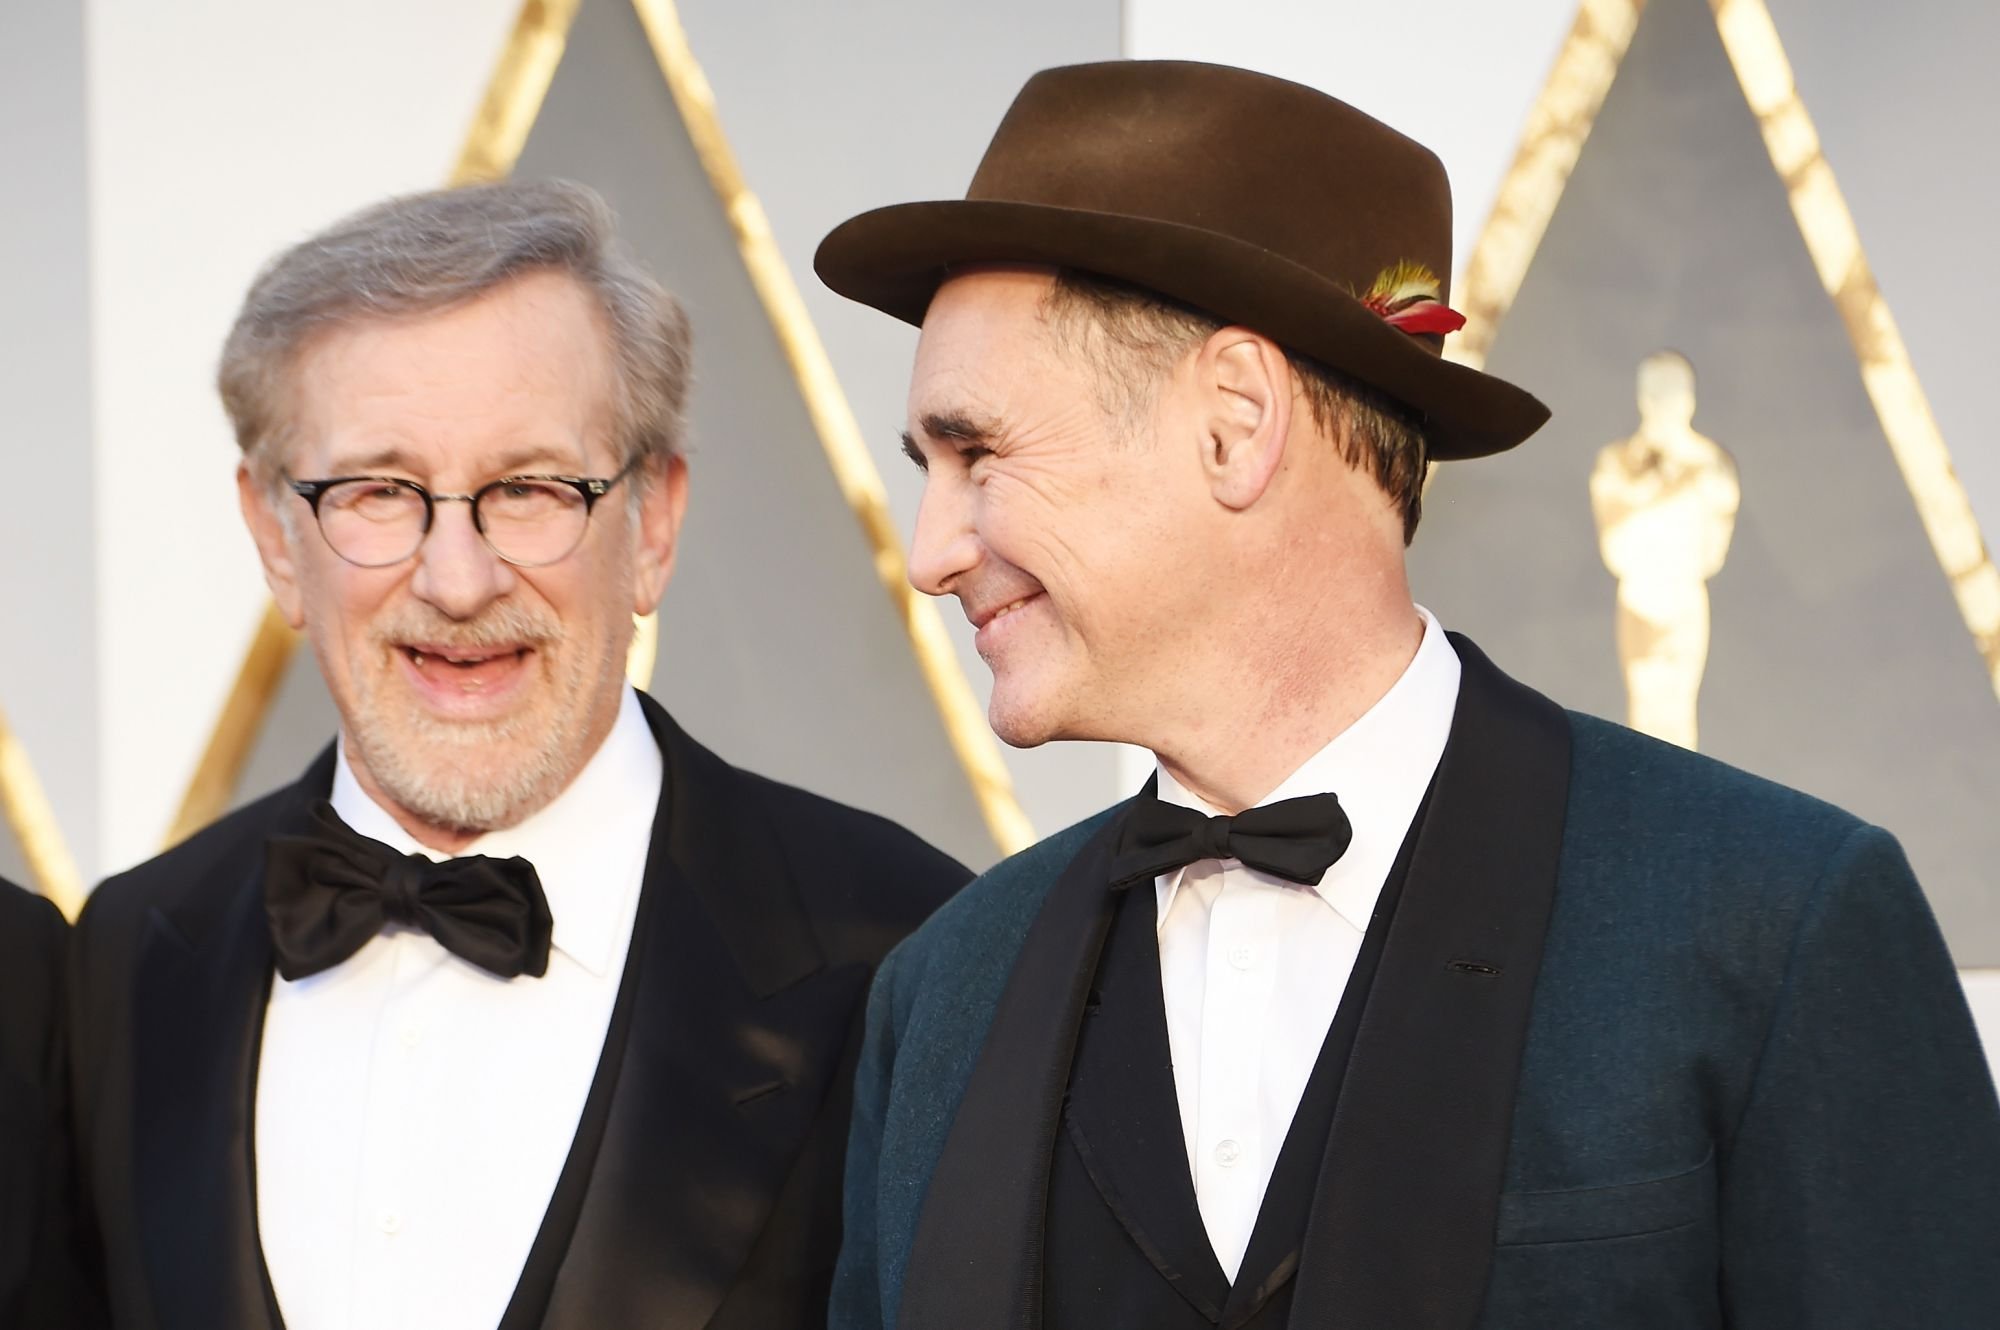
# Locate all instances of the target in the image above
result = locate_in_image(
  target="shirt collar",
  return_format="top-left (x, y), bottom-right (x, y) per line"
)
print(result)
top-left (1152, 606), bottom-right (1461, 932)
top-left (329, 687), bottom-right (664, 977)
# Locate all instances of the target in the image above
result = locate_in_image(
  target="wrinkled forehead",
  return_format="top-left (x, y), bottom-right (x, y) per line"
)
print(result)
top-left (908, 266), bottom-right (1064, 414)
top-left (288, 274), bottom-right (620, 476)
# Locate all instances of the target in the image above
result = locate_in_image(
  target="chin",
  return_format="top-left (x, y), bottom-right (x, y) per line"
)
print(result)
top-left (359, 718), bottom-right (577, 833)
top-left (345, 673), bottom-right (602, 833)
top-left (985, 679), bottom-right (1068, 750)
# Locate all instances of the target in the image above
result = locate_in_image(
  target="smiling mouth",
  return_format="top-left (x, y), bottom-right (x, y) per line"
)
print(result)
top-left (402, 645), bottom-right (529, 670)
top-left (976, 593), bottom-right (1041, 630)
top-left (397, 644), bottom-right (538, 698)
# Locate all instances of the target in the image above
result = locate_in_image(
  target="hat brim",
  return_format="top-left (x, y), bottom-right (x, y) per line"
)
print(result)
top-left (816, 199), bottom-right (1547, 461)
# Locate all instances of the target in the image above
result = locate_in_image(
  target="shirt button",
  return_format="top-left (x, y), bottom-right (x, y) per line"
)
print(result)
top-left (1214, 1139), bottom-right (1242, 1167)
top-left (1227, 943), bottom-right (1257, 970)
top-left (399, 1022), bottom-right (423, 1049)
top-left (377, 1210), bottom-right (402, 1236)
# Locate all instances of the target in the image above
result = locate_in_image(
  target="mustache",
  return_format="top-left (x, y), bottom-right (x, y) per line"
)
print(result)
top-left (370, 601), bottom-right (560, 651)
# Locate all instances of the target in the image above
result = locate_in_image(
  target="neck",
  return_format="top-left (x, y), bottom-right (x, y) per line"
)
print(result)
top-left (1152, 588), bottom-right (1424, 815)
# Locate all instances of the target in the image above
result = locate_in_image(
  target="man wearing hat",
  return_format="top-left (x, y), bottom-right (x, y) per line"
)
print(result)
top-left (815, 61), bottom-right (2000, 1328)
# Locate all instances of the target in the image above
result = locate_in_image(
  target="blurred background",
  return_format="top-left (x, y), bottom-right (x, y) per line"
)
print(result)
top-left (4, 0), bottom-right (1996, 1065)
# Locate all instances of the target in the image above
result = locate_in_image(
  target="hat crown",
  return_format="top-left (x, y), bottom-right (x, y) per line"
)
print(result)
top-left (813, 58), bottom-right (1549, 458)
top-left (966, 61), bottom-right (1455, 307)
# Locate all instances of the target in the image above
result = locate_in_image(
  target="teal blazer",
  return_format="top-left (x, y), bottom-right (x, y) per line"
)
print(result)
top-left (832, 637), bottom-right (2000, 1329)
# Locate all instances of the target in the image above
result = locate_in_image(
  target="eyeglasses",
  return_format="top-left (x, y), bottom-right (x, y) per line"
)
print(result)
top-left (287, 457), bottom-right (639, 569)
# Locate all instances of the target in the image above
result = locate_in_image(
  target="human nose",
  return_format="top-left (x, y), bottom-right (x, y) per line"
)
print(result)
top-left (408, 498), bottom-right (517, 618)
top-left (907, 475), bottom-right (981, 598)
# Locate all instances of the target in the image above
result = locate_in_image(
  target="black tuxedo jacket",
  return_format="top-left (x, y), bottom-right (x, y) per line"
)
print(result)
top-left (69, 693), bottom-right (970, 1330)
top-left (1, 877), bottom-right (99, 1329)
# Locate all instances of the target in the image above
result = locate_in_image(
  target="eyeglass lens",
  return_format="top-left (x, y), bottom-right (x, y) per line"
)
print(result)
top-left (314, 479), bottom-right (594, 568)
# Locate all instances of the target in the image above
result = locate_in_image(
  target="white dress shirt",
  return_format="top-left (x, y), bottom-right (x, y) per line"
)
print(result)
top-left (256, 687), bottom-right (661, 1330)
top-left (1152, 608), bottom-right (1460, 1280)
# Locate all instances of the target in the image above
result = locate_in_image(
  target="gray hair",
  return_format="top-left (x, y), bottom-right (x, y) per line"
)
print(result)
top-left (219, 179), bottom-right (691, 483)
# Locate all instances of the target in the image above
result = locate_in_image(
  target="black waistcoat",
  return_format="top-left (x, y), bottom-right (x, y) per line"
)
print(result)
top-left (1042, 796), bottom-right (1426, 1330)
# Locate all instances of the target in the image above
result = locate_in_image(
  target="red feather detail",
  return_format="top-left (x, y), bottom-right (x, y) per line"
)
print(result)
top-left (1382, 301), bottom-right (1467, 335)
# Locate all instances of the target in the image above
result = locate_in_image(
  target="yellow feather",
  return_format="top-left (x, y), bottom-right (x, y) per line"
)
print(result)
top-left (1366, 260), bottom-right (1443, 307)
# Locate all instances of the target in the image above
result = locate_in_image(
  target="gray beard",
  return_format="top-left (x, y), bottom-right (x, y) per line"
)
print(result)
top-left (347, 704), bottom-right (584, 834)
top-left (333, 595), bottom-right (631, 835)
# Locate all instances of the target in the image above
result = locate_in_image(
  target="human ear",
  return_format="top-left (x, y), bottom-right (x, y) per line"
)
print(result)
top-left (238, 463), bottom-right (307, 629)
top-left (630, 454), bottom-right (690, 615)
top-left (1199, 329), bottom-right (1293, 510)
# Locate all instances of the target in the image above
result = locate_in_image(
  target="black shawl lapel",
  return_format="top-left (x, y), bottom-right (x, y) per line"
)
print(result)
top-left (534, 696), bottom-right (863, 1330)
top-left (897, 808), bottom-right (1132, 1330)
top-left (130, 754), bottom-right (332, 1330)
top-left (1289, 634), bottom-right (1570, 1328)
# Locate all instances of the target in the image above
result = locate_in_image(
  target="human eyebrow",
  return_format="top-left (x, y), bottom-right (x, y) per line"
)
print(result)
top-left (902, 410), bottom-right (1004, 473)
top-left (487, 447), bottom-right (589, 476)
top-left (321, 446), bottom-right (422, 477)
top-left (920, 410), bottom-right (1001, 448)
top-left (316, 444), bottom-right (589, 484)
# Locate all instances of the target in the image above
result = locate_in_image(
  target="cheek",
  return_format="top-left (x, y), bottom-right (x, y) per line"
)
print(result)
top-left (579, 512), bottom-right (643, 601)
top-left (987, 460), bottom-right (1161, 589)
top-left (978, 464), bottom-right (1105, 568)
top-left (521, 560), bottom-right (627, 654)
top-left (299, 554), bottom-right (395, 645)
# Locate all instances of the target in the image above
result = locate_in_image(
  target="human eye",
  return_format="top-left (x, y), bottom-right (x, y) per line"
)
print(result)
top-left (487, 478), bottom-right (580, 517)
top-left (327, 479), bottom-right (419, 521)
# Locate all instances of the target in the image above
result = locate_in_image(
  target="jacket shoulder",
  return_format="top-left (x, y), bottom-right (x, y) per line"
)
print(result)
top-left (1563, 710), bottom-right (1868, 878)
top-left (747, 768), bottom-right (972, 883)
top-left (0, 877), bottom-right (65, 990)
top-left (880, 807), bottom-right (1120, 1022)
top-left (77, 784), bottom-right (291, 949)
top-left (0, 875), bottom-right (64, 940)
top-left (1528, 712), bottom-right (1903, 1110)
top-left (711, 764), bottom-right (977, 971)
top-left (1508, 710), bottom-right (1981, 1214)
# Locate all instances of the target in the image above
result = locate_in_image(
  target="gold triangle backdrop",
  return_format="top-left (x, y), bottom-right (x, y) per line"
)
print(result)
top-left (1449, 0), bottom-right (2000, 702)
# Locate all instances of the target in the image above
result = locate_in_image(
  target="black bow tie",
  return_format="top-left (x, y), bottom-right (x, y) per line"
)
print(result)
top-left (264, 801), bottom-right (554, 982)
top-left (1109, 792), bottom-right (1354, 890)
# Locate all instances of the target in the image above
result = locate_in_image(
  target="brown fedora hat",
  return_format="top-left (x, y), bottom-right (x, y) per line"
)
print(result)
top-left (816, 60), bottom-right (1547, 460)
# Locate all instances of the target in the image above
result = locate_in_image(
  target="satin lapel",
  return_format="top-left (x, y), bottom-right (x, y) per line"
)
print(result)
top-left (1290, 635), bottom-right (1570, 1328)
top-left (131, 759), bottom-right (329, 1330)
top-left (538, 698), bottom-right (857, 1330)
top-left (897, 811), bottom-right (1129, 1330)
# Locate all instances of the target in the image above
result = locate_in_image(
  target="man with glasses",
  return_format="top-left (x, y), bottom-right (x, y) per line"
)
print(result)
top-left (68, 180), bottom-right (968, 1330)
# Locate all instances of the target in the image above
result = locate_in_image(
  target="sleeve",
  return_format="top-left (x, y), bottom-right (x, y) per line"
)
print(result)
top-left (1719, 825), bottom-right (2000, 1328)
top-left (828, 944), bottom-right (904, 1330)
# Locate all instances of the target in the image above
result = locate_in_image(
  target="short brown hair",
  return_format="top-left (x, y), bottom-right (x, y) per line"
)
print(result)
top-left (219, 179), bottom-right (692, 483)
top-left (1039, 269), bottom-right (1429, 541)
